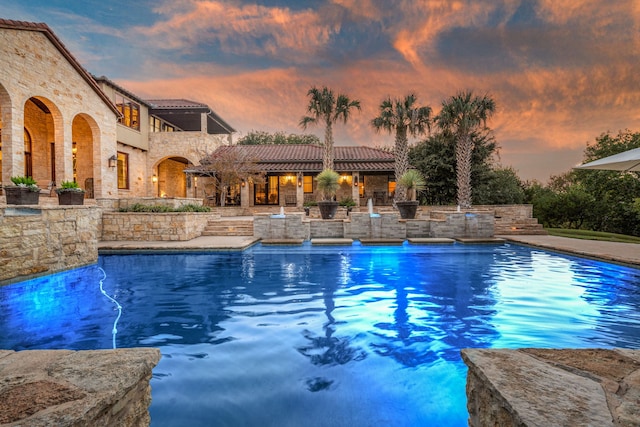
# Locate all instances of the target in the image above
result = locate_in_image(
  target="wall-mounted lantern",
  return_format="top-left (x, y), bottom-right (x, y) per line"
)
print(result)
top-left (108, 155), bottom-right (117, 168)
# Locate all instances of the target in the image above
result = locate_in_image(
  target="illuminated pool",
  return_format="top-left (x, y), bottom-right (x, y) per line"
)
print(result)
top-left (1, 242), bottom-right (639, 426)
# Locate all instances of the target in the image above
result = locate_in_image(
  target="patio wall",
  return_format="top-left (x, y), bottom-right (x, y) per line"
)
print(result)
top-left (253, 211), bottom-right (495, 240)
top-left (101, 211), bottom-right (220, 241)
top-left (0, 205), bottom-right (100, 283)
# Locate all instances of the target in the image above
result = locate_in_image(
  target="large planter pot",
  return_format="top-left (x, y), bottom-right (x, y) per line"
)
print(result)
top-left (57, 191), bottom-right (85, 205)
top-left (4, 187), bottom-right (40, 205)
top-left (317, 200), bottom-right (339, 219)
top-left (396, 201), bottom-right (419, 219)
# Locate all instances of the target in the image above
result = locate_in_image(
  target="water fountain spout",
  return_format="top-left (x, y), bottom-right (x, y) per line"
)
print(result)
top-left (271, 206), bottom-right (286, 218)
top-left (368, 198), bottom-right (380, 218)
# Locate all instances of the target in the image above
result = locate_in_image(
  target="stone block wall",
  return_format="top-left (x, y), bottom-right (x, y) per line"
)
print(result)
top-left (0, 348), bottom-right (160, 426)
top-left (253, 214), bottom-right (308, 240)
top-left (309, 219), bottom-right (345, 238)
top-left (0, 206), bottom-right (100, 283)
top-left (101, 212), bottom-right (219, 241)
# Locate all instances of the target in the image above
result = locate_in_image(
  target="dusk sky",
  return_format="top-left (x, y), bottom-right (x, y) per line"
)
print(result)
top-left (2, 1), bottom-right (639, 182)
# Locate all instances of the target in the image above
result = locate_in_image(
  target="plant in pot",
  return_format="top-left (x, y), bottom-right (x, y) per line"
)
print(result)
top-left (56, 180), bottom-right (85, 205)
top-left (316, 169), bottom-right (340, 219)
top-left (396, 169), bottom-right (426, 219)
top-left (339, 196), bottom-right (356, 216)
top-left (5, 176), bottom-right (40, 205)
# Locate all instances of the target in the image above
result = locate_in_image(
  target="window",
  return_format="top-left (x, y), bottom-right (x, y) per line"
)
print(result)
top-left (303, 175), bottom-right (313, 193)
top-left (24, 129), bottom-right (32, 178)
top-left (116, 94), bottom-right (140, 130)
top-left (117, 152), bottom-right (129, 189)
top-left (149, 116), bottom-right (176, 133)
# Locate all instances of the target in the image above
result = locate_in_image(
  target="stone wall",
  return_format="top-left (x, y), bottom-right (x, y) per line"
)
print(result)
top-left (0, 206), bottom-right (100, 283)
top-left (254, 211), bottom-right (495, 240)
top-left (0, 348), bottom-right (160, 426)
top-left (101, 211), bottom-right (219, 241)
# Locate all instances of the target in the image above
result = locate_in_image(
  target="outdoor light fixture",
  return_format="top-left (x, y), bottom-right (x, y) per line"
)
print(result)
top-left (297, 172), bottom-right (303, 187)
top-left (108, 155), bottom-right (117, 168)
top-left (152, 175), bottom-right (157, 183)
top-left (354, 175), bottom-right (359, 187)
top-left (242, 179), bottom-right (246, 187)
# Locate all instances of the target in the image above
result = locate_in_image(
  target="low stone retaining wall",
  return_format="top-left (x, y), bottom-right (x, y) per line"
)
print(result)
top-left (0, 348), bottom-right (160, 426)
top-left (254, 211), bottom-right (495, 240)
top-left (0, 206), bottom-right (100, 283)
top-left (101, 212), bottom-right (220, 241)
top-left (462, 348), bottom-right (640, 427)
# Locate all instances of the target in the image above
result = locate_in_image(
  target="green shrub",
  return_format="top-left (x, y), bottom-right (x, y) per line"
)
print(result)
top-left (118, 203), bottom-right (210, 213)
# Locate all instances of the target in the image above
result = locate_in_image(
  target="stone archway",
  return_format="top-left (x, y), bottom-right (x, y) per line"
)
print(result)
top-left (72, 114), bottom-right (100, 198)
top-left (23, 96), bottom-right (63, 189)
top-left (154, 156), bottom-right (191, 198)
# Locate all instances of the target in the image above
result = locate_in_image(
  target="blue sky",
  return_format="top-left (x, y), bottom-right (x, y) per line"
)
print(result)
top-left (2, 0), bottom-right (640, 181)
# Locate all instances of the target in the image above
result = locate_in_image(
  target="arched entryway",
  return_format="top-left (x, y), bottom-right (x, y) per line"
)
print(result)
top-left (72, 114), bottom-right (98, 198)
top-left (154, 156), bottom-right (192, 198)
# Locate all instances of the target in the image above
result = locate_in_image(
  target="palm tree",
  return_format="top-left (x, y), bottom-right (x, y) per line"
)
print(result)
top-left (300, 86), bottom-right (361, 171)
top-left (371, 94), bottom-right (432, 202)
top-left (436, 91), bottom-right (496, 209)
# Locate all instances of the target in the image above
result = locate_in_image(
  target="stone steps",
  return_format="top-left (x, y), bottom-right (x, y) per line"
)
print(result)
top-left (495, 218), bottom-right (547, 235)
top-left (201, 219), bottom-right (254, 236)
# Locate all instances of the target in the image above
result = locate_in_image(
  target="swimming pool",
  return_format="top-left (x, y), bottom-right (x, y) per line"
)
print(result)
top-left (1, 242), bottom-right (639, 426)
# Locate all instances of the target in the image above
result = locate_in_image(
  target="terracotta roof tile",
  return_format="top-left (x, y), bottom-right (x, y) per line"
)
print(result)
top-left (200, 144), bottom-right (394, 173)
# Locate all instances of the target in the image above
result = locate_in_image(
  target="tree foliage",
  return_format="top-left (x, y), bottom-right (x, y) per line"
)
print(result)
top-left (300, 86), bottom-right (361, 171)
top-left (198, 147), bottom-right (265, 206)
top-left (525, 130), bottom-right (640, 235)
top-left (409, 131), bottom-right (498, 205)
top-left (435, 91), bottom-right (496, 208)
top-left (371, 93), bottom-right (432, 202)
top-left (238, 130), bottom-right (320, 145)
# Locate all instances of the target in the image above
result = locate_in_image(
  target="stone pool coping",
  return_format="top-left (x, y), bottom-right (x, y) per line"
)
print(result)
top-left (462, 348), bottom-right (640, 427)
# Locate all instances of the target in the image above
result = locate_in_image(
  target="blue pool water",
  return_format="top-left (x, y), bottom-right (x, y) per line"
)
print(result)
top-left (1, 242), bottom-right (639, 426)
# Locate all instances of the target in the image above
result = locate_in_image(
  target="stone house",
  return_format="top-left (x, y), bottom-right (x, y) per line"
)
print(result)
top-left (190, 144), bottom-right (396, 208)
top-left (0, 19), bottom-right (234, 200)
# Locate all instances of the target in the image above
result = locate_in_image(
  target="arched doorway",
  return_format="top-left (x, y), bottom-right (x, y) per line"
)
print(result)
top-left (155, 156), bottom-right (191, 198)
top-left (72, 114), bottom-right (97, 198)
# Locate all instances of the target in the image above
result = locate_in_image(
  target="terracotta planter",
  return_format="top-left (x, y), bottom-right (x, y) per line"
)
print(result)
top-left (317, 201), bottom-right (339, 219)
top-left (57, 191), bottom-right (85, 205)
top-left (4, 187), bottom-right (40, 205)
top-left (396, 201), bottom-right (419, 219)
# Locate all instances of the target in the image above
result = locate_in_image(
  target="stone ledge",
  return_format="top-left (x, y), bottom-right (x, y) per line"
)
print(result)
top-left (462, 348), bottom-right (640, 427)
top-left (407, 238), bottom-right (455, 244)
top-left (0, 348), bottom-right (161, 426)
top-left (359, 238), bottom-right (405, 245)
top-left (455, 237), bottom-right (506, 244)
top-left (310, 238), bottom-right (354, 245)
top-left (261, 239), bottom-right (305, 245)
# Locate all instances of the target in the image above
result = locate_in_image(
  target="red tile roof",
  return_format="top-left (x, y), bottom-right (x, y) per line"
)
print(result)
top-left (196, 144), bottom-right (394, 173)
top-left (0, 19), bottom-right (120, 118)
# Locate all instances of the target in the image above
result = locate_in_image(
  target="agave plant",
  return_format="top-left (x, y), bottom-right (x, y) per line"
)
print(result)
top-left (316, 169), bottom-right (340, 201)
top-left (398, 169), bottom-right (426, 201)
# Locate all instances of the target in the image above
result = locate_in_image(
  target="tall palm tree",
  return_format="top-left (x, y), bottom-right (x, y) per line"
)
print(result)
top-left (300, 86), bottom-right (361, 171)
top-left (436, 91), bottom-right (496, 209)
top-left (371, 93), bottom-right (432, 202)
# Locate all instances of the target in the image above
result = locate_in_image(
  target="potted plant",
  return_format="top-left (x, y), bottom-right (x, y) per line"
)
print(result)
top-left (56, 180), bottom-right (85, 205)
top-left (4, 176), bottom-right (40, 205)
top-left (339, 196), bottom-right (356, 216)
top-left (396, 169), bottom-right (426, 219)
top-left (316, 169), bottom-right (340, 219)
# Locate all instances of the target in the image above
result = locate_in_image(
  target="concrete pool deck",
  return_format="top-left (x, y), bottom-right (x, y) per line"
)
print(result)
top-left (98, 233), bottom-right (640, 266)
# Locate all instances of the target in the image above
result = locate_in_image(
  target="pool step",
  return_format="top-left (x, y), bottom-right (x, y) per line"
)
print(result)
top-left (202, 219), bottom-right (254, 236)
top-left (494, 217), bottom-right (547, 235)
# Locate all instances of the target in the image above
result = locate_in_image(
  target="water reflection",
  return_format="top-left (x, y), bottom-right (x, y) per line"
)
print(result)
top-left (297, 257), bottom-right (367, 366)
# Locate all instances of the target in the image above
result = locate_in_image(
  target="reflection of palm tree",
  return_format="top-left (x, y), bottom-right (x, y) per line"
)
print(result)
top-left (298, 281), bottom-right (366, 366)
